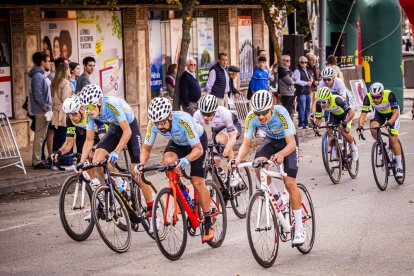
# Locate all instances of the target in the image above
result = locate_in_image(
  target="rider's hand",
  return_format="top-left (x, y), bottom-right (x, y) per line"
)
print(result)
top-left (384, 121), bottom-right (392, 129)
top-left (75, 162), bottom-right (84, 175)
top-left (50, 150), bottom-right (62, 163)
top-left (222, 147), bottom-right (231, 158)
top-left (178, 157), bottom-right (190, 168)
top-left (341, 121), bottom-right (348, 129)
top-left (108, 151), bottom-right (119, 164)
top-left (356, 126), bottom-right (363, 133)
top-left (134, 163), bottom-right (145, 175)
top-left (271, 153), bottom-right (284, 165)
top-left (228, 159), bottom-right (239, 171)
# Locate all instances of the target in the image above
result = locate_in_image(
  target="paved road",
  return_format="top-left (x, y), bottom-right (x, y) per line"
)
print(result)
top-left (0, 119), bottom-right (413, 276)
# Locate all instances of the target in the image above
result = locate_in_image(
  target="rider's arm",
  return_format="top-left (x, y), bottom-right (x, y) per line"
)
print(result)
top-left (223, 111), bottom-right (238, 153)
top-left (235, 137), bottom-right (252, 164)
top-left (113, 120), bottom-right (131, 155)
top-left (236, 112), bottom-right (255, 162)
top-left (80, 130), bottom-right (95, 163)
top-left (314, 102), bottom-right (323, 126)
top-left (359, 95), bottom-right (371, 126)
top-left (187, 143), bottom-right (203, 161)
top-left (335, 97), bottom-right (355, 123)
top-left (226, 130), bottom-right (237, 152)
top-left (388, 92), bottom-right (400, 124)
top-left (59, 137), bottom-right (75, 155)
top-left (140, 144), bottom-right (152, 164)
top-left (278, 134), bottom-right (296, 158)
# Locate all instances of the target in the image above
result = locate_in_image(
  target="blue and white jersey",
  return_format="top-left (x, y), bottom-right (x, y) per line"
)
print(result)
top-left (145, 111), bottom-right (204, 147)
top-left (86, 96), bottom-right (135, 131)
top-left (244, 105), bottom-right (296, 140)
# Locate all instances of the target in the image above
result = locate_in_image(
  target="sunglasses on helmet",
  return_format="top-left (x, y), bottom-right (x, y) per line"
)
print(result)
top-left (254, 109), bottom-right (271, 117)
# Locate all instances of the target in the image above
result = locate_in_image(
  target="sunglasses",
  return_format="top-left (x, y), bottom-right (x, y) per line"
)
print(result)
top-left (200, 111), bottom-right (215, 118)
top-left (301, 61), bottom-right (308, 64)
top-left (318, 100), bottom-right (329, 105)
top-left (83, 104), bottom-right (98, 111)
top-left (188, 64), bottom-right (196, 66)
top-left (283, 60), bottom-right (291, 62)
top-left (323, 78), bottom-right (333, 82)
top-left (155, 119), bottom-right (168, 127)
top-left (254, 109), bottom-right (271, 117)
top-left (67, 112), bottom-right (78, 117)
top-left (372, 94), bottom-right (383, 100)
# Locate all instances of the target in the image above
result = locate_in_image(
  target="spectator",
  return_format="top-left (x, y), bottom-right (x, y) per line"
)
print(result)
top-left (278, 55), bottom-right (296, 117)
top-left (294, 56), bottom-right (312, 129)
top-left (228, 65), bottom-right (241, 99)
top-left (179, 58), bottom-right (201, 115)
top-left (69, 62), bottom-right (80, 94)
top-left (76, 56), bottom-right (95, 93)
top-left (249, 56), bottom-right (269, 93)
top-left (165, 63), bottom-right (177, 99)
top-left (206, 52), bottom-right (230, 106)
top-left (307, 54), bottom-right (321, 113)
top-left (28, 51), bottom-right (52, 169)
top-left (326, 55), bottom-right (344, 80)
top-left (269, 63), bottom-right (279, 104)
top-left (406, 39), bottom-right (412, 52)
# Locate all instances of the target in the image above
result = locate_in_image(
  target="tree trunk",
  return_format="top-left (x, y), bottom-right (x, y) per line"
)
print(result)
top-left (262, 2), bottom-right (282, 64)
top-left (173, 0), bottom-right (196, 111)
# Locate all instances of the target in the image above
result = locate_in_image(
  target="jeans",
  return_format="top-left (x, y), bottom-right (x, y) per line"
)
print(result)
top-left (280, 95), bottom-right (295, 118)
top-left (298, 94), bottom-right (311, 127)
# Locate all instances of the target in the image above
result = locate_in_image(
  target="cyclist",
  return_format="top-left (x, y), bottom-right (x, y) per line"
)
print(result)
top-left (314, 87), bottom-right (359, 161)
top-left (137, 97), bottom-right (215, 242)
top-left (77, 84), bottom-right (154, 217)
top-left (317, 67), bottom-right (347, 99)
top-left (357, 82), bottom-right (403, 178)
top-left (50, 96), bottom-right (106, 163)
top-left (230, 90), bottom-right (306, 245)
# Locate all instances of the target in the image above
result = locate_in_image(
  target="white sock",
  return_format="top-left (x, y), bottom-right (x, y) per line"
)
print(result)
top-left (293, 209), bottom-right (303, 230)
top-left (268, 183), bottom-right (279, 197)
top-left (395, 155), bottom-right (402, 169)
top-left (350, 142), bottom-right (356, 150)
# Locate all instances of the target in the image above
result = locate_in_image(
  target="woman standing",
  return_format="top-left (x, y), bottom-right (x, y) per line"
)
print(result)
top-left (69, 62), bottom-right (80, 94)
top-left (165, 63), bottom-right (177, 99)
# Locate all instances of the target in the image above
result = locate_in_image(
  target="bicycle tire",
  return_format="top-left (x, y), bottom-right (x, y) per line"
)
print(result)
top-left (371, 142), bottom-right (389, 191)
top-left (230, 167), bottom-right (252, 219)
top-left (346, 141), bottom-right (359, 179)
top-left (136, 182), bottom-right (160, 239)
top-left (294, 183), bottom-right (316, 254)
top-left (59, 175), bottom-right (94, 241)
top-left (91, 185), bottom-right (132, 253)
top-left (246, 191), bottom-right (280, 268)
top-left (325, 138), bottom-right (342, 184)
top-left (321, 132), bottom-right (329, 171)
top-left (152, 187), bottom-right (187, 261)
top-left (393, 139), bottom-right (405, 185)
top-left (205, 180), bottom-right (227, 248)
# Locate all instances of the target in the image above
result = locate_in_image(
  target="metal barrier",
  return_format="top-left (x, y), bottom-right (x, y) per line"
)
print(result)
top-left (0, 112), bottom-right (27, 174)
top-left (229, 93), bottom-right (249, 124)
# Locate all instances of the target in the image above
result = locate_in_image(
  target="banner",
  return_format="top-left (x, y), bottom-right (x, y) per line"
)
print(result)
top-left (40, 18), bottom-right (79, 62)
top-left (170, 19), bottom-right (183, 65)
top-left (0, 42), bottom-right (12, 117)
top-left (149, 20), bottom-right (163, 91)
top-left (197, 18), bottom-right (215, 87)
top-left (349, 79), bottom-right (368, 110)
top-left (306, 0), bottom-right (319, 54)
top-left (77, 11), bottom-right (124, 98)
top-left (238, 16), bottom-right (253, 88)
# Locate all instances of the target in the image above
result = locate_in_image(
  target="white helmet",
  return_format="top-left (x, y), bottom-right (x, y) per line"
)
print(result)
top-left (369, 82), bottom-right (384, 96)
top-left (148, 97), bottom-right (172, 122)
top-left (79, 84), bottom-right (103, 105)
top-left (250, 90), bottom-right (273, 112)
top-left (63, 96), bottom-right (82, 114)
top-left (198, 94), bottom-right (218, 113)
top-left (322, 67), bottom-right (335, 79)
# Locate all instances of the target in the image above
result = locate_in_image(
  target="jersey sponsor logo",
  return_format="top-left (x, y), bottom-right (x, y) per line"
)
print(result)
top-left (179, 119), bottom-right (195, 139)
top-left (146, 121), bottom-right (155, 142)
top-left (67, 127), bottom-right (76, 135)
top-left (276, 112), bottom-right (288, 129)
top-left (245, 112), bottom-right (256, 129)
top-left (106, 103), bottom-right (120, 116)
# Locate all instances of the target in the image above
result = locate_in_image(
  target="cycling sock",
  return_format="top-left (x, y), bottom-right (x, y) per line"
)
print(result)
top-left (350, 142), bottom-right (356, 150)
top-left (395, 155), bottom-right (402, 169)
top-left (293, 209), bottom-right (303, 230)
top-left (268, 183), bottom-right (279, 197)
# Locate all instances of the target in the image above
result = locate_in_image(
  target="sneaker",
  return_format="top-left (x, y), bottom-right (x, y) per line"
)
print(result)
top-left (33, 161), bottom-right (51, 170)
top-left (202, 222), bottom-right (215, 243)
top-left (351, 147), bottom-right (359, 162)
top-left (148, 220), bottom-right (154, 234)
top-left (297, 126), bottom-right (304, 129)
top-left (51, 165), bottom-right (59, 171)
top-left (304, 125), bottom-right (309, 129)
top-left (292, 227), bottom-right (306, 245)
top-left (395, 168), bottom-right (404, 179)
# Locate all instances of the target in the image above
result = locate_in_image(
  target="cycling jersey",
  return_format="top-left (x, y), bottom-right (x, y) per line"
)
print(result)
top-left (193, 106), bottom-right (239, 134)
top-left (317, 78), bottom-right (347, 99)
top-left (66, 116), bottom-right (106, 137)
top-left (145, 111), bottom-right (204, 147)
top-left (86, 96), bottom-right (135, 131)
top-left (315, 95), bottom-right (350, 118)
top-left (361, 90), bottom-right (399, 114)
top-left (245, 105), bottom-right (296, 140)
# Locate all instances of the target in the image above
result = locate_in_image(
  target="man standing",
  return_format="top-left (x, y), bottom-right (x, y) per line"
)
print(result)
top-left (28, 52), bottom-right (52, 169)
top-left (278, 55), bottom-right (296, 117)
top-left (206, 53), bottom-right (230, 106)
top-left (75, 56), bottom-right (95, 93)
top-left (307, 54), bottom-right (321, 113)
top-left (294, 56), bottom-right (312, 129)
top-left (228, 65), bottom-right (241, 99)
top-left (179, 58), bottom-right (201, 115)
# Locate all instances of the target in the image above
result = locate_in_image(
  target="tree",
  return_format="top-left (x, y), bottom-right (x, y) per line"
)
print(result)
top-left (167, 0), bottom-right (197, 111)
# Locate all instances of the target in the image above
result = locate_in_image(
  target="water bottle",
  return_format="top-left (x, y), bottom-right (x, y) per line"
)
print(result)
top-left (273, 192), bottom-right (286, 213)
top-left (180, 182), bottom-right (194, 209)
top-left (114, 177), bottom-right (130, 201)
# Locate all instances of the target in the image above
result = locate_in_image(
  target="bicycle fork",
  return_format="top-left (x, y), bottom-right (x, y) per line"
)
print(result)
top-left (72, 179), bottom-right (88, 210)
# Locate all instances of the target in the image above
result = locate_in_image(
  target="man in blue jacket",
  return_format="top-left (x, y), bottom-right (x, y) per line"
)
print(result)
top-left (28, 51), bottom-right (52, 169)
top-left (249, 56), bottom-right (269, 94)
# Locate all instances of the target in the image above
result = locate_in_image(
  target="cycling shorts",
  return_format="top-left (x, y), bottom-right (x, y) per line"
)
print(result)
top-left (164, 131), bottom-right (208, 178)
top-left (97, 118), bottom-right (142, 163)
top-left (254, 136), bottom-right (299, 178)
top-left (329, 113), bottom-right (351, 129)
top-left (370, 111), bottom-right (400, 135)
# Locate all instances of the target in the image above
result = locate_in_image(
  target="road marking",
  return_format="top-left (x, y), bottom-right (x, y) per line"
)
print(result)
top-left (0, 221), bottom-right (38, 232)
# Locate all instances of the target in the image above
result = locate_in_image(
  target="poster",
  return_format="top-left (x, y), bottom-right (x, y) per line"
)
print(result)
top-left (197, 18), bottom-right (215, 87)
top-left (0, 42), bottom-right (12, 117)
top-left (40, 18), bottom-right (79, 62)
top-left (77, 11), bottom-right (124, 98)
top-left (238, 16), bottom-right (253, 88)
top-left (149, 20), bottom-right (163, 91)
top-left (349, 79), bottom-right (367, 110)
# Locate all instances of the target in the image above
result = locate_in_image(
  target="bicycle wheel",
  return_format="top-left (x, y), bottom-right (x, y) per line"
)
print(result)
top-left (246, 191), bottom-right (280, 268)
top-left (91, 185), bottom-right (131, 253)
top-left (346, 142), bottom-right (359, 179)
top-left (393, 139), bottom-right (405, 185)
top-left (59, 175), bottom-right (94, 241)
top-left (325, 139), bottom-right (342, 184)
top-left (293, 183), bottom-right (316, 254)
top-left (321, 132), bottom-right (329, 171)
top-left (135, 182), bottom-right (160, 239)
top-left (371, 142), bottom-right (389, 191)
top-left (152, 187), bottom-right (187, 261)
top-left (230, 167), bottom-right (253, 219)
top-left (205, 180), bottom-right (227, 248)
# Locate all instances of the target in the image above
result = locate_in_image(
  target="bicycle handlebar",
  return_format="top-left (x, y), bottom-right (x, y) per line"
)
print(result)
top-left (140, 163), bottom-right (191, 180)
top-left (235, 160), bottom-right (287, 178)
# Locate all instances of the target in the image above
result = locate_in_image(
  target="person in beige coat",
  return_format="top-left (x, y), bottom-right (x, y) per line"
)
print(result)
top-left (46, 62), bottom-right (71, 162)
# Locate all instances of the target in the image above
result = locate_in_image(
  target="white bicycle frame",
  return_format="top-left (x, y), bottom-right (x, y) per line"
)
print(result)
top-left (237, 161), bottom-right (291, 232)
top-left (72, 180), bottom-right (88, 210)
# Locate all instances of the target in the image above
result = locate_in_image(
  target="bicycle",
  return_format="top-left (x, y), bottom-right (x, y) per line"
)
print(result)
top-left (236, 160), bottom-right (315, 268)
top-left (314, 123), bottom-right (359, 184)
top-left (144, 164), bottom-right (227, 261)
top-left (204, 142), bottom-right (252, 218)
top-left (359, 125), bottom-right (405, 191)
